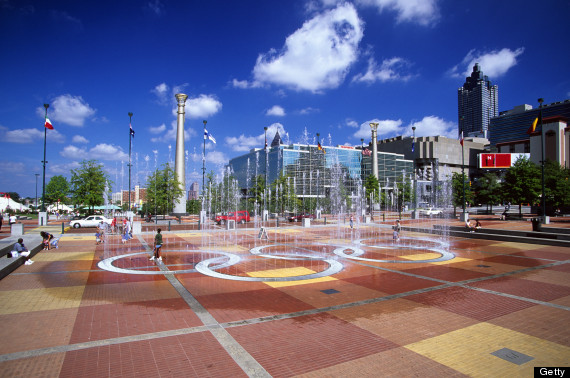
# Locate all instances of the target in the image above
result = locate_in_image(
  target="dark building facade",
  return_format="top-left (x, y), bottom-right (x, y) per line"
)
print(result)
top-left (458, 63), bottom-right (498, 138)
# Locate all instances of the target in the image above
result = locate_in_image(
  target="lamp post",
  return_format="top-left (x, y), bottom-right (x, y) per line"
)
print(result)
top-left (459, 116), bottom-right (467, 221)
top-left (35, 173), bottom-right (39, 211)
top-left (412, 126), bottom-right (417, 219)
top-left (128, 112), bottom-right (133, 212)
top-left (264, 126), bottom-right (268, 217)
top-left (316, 133), bottom-right (320, 213)
top-left (202, 120), bottom-right (207, 199)
top-left (539, 98), bottom-right (546, 222)
top-left (369, 122), bottom-right (379, 215)
top-left (41, 104), bottom-right (49, 215)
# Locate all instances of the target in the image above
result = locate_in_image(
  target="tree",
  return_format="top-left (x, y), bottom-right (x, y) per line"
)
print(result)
top-left (70, 160), bottom-right (110, 214)
top-left (186, 199), bottom-right (201, 214)
top-left (45, 175), bottom-right (70, 207)
top-left (502, 156), bottom-right (541, 216)
top-left (474, 172), bottom-right (501, 212)
top-left (364, 175), bottom-right (379, 213)
top-left (145, 163), bottom-right (183, 216)
top-left (544, 160), bottom-right (570, 212)
top-left (451, 172), bottom-right (474, 217)
top-left (395, 175), bottom-right (412, 218)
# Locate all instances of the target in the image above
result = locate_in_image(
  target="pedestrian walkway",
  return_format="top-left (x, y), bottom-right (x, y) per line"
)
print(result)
top-left (0, 222), bottom-right (568, 377)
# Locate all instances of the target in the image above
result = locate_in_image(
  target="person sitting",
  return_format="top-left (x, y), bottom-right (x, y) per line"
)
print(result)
top-left (465, 219), bottom-right (475, 232)
top-left (474, 219), bottom-right (482, 229)
top-left (13, 238), bottom-right (33, 265)
top-left (95, 232), bottom-right (102, 244)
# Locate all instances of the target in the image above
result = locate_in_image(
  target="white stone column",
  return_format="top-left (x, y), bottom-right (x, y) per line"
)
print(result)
top-left (369, 122), bottom-right (379, 180)
top-left (174, 93), bottom-right (188, 214)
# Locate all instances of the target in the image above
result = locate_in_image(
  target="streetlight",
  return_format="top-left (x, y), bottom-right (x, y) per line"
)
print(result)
top-left (128, 112), bottom-right (133, 213)
top-left (202, 120), bottom-right (207, 200)
top-left (538, 98), bottom-right (546, 222)
top-left (460, 116), bottom-right (467, 222)
top-left (412, 126), bottom-right (417, 219)
top-left (35, 173), bottom-right (40, 211)
top-left (41, 103), bottom-right (49, 216)
top-left (264, 126), bottom-right (268, 219)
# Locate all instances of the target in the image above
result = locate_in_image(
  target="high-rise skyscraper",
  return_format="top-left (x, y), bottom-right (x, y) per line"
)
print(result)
top-left (458, 63), bottom-right (498, 138)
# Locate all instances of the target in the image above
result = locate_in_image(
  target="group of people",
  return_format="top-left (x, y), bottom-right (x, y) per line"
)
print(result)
top-left (94, 217), bottom-right (133, 245)
top-left (10, 231), bottom-right (57, 265)
top-left (465, 218), bottom-right (482, 231)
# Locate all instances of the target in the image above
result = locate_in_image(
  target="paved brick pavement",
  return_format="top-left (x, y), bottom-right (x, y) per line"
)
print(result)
top-left (0, 221), bottom-right (568, 377)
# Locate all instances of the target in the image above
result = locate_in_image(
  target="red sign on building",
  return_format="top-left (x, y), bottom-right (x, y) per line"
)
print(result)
top-left (479, 153), bottom-right (529, 168)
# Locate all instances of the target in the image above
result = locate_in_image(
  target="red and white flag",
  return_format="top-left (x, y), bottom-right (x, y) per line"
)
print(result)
top-left (459, 131), bottom-right (464, 146)
top-left (45, 118), bottom-right (54, 130)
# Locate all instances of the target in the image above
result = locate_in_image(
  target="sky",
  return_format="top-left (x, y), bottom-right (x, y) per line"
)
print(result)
top-left (1, 0), bottom-right (569, 199)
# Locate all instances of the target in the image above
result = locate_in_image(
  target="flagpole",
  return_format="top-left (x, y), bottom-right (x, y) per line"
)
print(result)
top-left (41, 103), bottom-right (49, 216)
top-left (202, 120), bottom-right (207, 199)
top-left (538, 98), bottom-right (545, 221)
top-left (412, 126), bottom-right (417, 219)
top-left (128, 112), bottom-right (133, 213)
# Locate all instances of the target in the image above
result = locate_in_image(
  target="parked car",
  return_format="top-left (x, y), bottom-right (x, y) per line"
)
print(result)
top-left (215, 210), bottom-right (250, 225)
top-left (420, 208), bottom-right (443, 217)
top-left (69, 215), bottom-right (113, 228)
top-left (287, 213), bottom-right (315, 222)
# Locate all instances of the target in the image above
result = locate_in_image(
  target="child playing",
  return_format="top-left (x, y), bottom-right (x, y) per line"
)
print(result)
top-left (150, 228), bottom-right (163, 262)
top-left (95, 232), bottom-right (101, 244)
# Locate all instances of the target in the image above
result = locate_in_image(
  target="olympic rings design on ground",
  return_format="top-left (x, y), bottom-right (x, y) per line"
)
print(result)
top-left (333, 237), bottom-right (455, 263)
top-left (97, 250), bottom-right (240, 275)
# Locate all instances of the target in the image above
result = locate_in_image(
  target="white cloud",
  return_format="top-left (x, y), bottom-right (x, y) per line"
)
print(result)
top-left (60, 144), bottom-right (128, 161)
top-left (89, 144), bottom-right (128, 161)
top-left (146, 0), bottom-right (164, 15)
top-left (355, 0), bottom-right (439, 26)
top-left (266, 105), bottom-right (286, 116)
top-left (354, 119), bottom-right (402, 139)
top-left (0, 161), bottom-right (26, 174)
top-left (37, 94), bottom-right (96, 127)
top-left (150, 120), bottom-right (196, 143)
top-left (298, 107), bottom-right (320, 115)
top-left (353, 57), bottom-right (414, 84)
top-left (152, 82), bottom-right (169, 104)
top-left (72, 135), bottom-right (88, 144)
top-left (60, 145), bottom-right (87, 159)
top-left (4, 127), bottom-right (64, 143)
top-left (183, 94), bottom-right (222, 119)
top-left (231, 79), bottom-right (262, 89)
top-left (149, 123), bottom-right (166, 134)
top-left (250, 3), bottom-right (363, 92)
top-left (205, 151), bottom-right (228, 165)
top-left (225, 123), bottom-right (287, 152)
top-left (408, 116), bottom-right (456, 138)
top-left (345, 119), bottom-right (359, 128)
top-left (353, 116), bottom-right (456, 140)
top-left (449, 47), bottom-right (525, 78)
top-left (50, 161), bottom-right (81, 175)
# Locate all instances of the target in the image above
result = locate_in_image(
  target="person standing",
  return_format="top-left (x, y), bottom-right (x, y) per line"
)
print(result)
top-left (0, 212), bottom-right (3, 231)
top-left (349, 215), bottom-right (354, 229)
top-left (393, 219), bottom-right (401, 242)
top-left (150, 228), bottom-right (163, 261)
top-left (111, 217), bottom-right (117, 234)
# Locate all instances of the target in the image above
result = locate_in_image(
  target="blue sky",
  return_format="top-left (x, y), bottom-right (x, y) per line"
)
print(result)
top-left (1, 0), bottom-right (569, 198)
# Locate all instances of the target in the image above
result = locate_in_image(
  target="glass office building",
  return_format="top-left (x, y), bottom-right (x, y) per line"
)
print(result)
top-left (489, 100), bottom-right (570, 147)
top-left (228, 143), bottom-right (412, 201)
top-left (458, 63), bottom-right (498, 137)
top-left (228, 144), bottom-right (363, 201)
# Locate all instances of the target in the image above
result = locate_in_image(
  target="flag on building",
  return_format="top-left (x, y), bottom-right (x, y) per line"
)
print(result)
top-left (459, 131), bottom-right (464, 146)
top-left (317, 142), bottom-right (326, 154)
top-left (411, 141), bottom-right (415, 153)
top-left (362, 148), bottom-right (371, 156)
top-left (204, 129), bottom-right (216, 143)
top-left (527, 114), bottom-right (541, 135)
top-left (45, 118), bottom-right (54, 130)
top-left (130, 122), bottom-right (135, 137)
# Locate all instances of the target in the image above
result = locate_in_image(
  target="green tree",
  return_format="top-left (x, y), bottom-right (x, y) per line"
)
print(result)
top-left (502, 156), bottom-right (541, 216)
top-left (451, 172), bottom-right (474, 217)
top-left (474, 172), bottom-right (501, 212)
top-left (544, 160), bottom-right (570, 211)
top-left (45, 175), bottom-right (70, 207)
top-left (70, 160), bottom-right (110, 214)
top-left (248, 174), bottom-right (266, 212)
top-left (145, 163), bottom-right (183, 216)
top-left (395, 175), bottom-right (412, 218)
top-left (186, 199), bottom-right (201, 214)
top-left (364, 175), bottom-right (379, 213)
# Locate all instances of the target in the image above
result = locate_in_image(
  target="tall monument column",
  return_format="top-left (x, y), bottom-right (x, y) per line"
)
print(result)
top-left (174, 93), bottom-right (188, 214)
top-left (369, 122), bottom-right (379, 180)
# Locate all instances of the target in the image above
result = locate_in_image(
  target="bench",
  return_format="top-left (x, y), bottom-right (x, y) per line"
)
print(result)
top-left (0, 236), bottom-right (44, 280)
top-left (416, 225), bottom-right (570, 248)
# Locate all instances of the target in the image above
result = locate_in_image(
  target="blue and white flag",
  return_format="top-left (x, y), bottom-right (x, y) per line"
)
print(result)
top-left (204, 129), bottom-right (216, 144)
